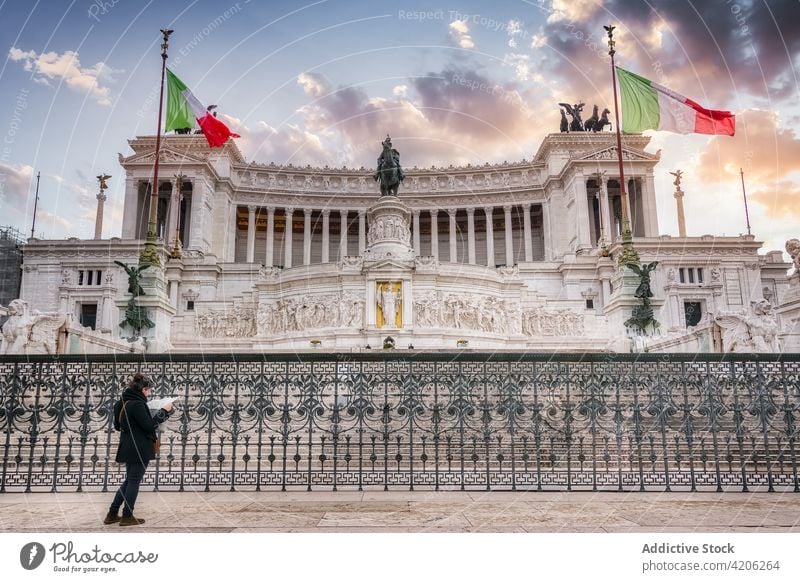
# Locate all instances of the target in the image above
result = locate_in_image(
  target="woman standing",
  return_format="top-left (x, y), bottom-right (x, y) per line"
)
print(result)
top-left (104, 373), bottom-right (173, 526)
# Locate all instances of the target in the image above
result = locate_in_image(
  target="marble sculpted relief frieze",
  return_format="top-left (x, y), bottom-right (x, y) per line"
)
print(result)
top-left (257, 292), bottom-right (365, 334)
top-left (412, 292), bottom-right (585, 337)
top-left (413, 292), bottom-right (521, 334)
top-left (521, 306), bottom-right (585, 336)
top-left (195, 306), bottom-right (256, 338)
top-left (367, 215), bottom-right (411, 245)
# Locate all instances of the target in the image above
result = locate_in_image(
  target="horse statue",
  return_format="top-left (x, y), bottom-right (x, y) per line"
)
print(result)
top-left (559, 109), bottom-right (569, 132)
top-left (594, 108), bottom-right (611, 132)
top-left (584, 105), bottom-right (600, 132)
top-left (373, 134), bottom-right (405, 196)
top-left (558, 102), bottom-right (585, 132)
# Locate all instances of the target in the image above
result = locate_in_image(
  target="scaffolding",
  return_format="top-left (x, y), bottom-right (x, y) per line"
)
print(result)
top-left (0, 226), bottom-right (25, 308)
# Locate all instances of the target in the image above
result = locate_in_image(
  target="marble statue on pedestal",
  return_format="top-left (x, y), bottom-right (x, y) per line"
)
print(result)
top-left (715, 299), bottom-right (780, 353)
top-left (0, 299), bottom-right (67, 355)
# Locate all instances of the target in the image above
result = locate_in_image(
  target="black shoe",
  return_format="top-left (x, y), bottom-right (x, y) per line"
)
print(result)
top-left (119, 516), bottom-right (145, 526)
top-left (103, 512), bottom-right (121, 525)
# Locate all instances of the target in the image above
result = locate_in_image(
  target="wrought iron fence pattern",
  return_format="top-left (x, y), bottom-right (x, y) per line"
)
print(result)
top-left (1, 353), bottom-right (798, 493)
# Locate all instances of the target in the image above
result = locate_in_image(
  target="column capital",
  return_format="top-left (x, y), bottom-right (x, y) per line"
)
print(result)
top-left (304, 208), bottom-right (313, 217)
top-left (466, 207), bottom-right (475, 216)
top-left (266, 205), bottom-right (276, 214)
top-left (339, 209), bottom-right (348, 217)
top-left (358, 208), bottom-right (366, 217)
top-left (321, 208), bottom-right (330, 217)
top-left (429, 208), bottom-right (439, 217)
top-left (285, 207), bottom-right (295, 214)
top-left (448, 208), bottom-right (458, 218)
top-left (522, 203), bottom-right (532, 211)
top-left (483, 206), bottom-right (493, 217)
top-left (503, 204), bottom-right (513, 213)
top-left (248, 205), bottom-right (257, 213)
top-left (412, 209), bottom-right (421, 217)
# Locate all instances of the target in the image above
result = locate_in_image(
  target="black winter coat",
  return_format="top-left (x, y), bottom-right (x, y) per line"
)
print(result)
top-left (113, 387), bottom-right (172, 464)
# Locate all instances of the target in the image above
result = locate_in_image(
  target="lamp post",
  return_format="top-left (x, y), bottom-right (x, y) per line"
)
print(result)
top-left (605, 24), bottom-right (639, 266)
top-left (139, 28), bottom-right (174, 268)
top-left (170, 174), bottom-right (185, 259)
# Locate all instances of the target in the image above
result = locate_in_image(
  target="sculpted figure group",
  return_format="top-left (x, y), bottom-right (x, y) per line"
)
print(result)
top-left (413, 292), bottom-right (520, 334)
top-left (368, 215), bottom-right (411, 245)
top-left (257, 292), bottom-right (365, 334)
top-left (0, 299), bottom-right (67, 355)
top-left (195, 306), bottom-right (256, 338)
top-left (715, 299), bottom-right (780, 353)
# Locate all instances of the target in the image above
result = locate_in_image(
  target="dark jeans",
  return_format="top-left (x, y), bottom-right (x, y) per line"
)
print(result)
top-left (109, 461), bottom-right (149, 517)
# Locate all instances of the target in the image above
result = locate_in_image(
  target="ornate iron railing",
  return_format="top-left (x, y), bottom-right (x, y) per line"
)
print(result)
top-left (1, 353), bottom-right (798, 493)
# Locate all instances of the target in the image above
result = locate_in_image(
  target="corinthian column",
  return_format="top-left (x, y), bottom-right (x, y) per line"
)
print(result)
top-left (430, 209), bottom-right (439, 260)
top-left (265, 206), bottom-right (275, 267)
top-left (303, 208), bottom-right (312, 265)
top-left (412, 210), bottom-right (421, 255)
top-left (522, 204), bottom-right (532, 262)
top-left (448, 209), bottom-right (457, 262)
top-left (484, 207), bottom-right (495, 267)
top-left (284, 207), bottom-right (294, 268)
top-left (503, 205), bottom-right (514, 266)
top-left (95, 190), bottom-right (107, 240)
top-left (466, 208), bottom-right (476, 264)
top-left (246, 205), bottom-right (256, 263)
top-left (339, 209), bottom-right (348, 260)
top-left (321, 209), bottom-right (330, 263)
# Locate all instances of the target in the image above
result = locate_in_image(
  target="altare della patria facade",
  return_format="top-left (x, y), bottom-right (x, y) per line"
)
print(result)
top-left (3, 127), bottom-right (800, 357)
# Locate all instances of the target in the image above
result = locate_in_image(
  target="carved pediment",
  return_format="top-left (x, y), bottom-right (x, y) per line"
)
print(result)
top-left (120, 147), bottom-right (209, 166)
top-left (363, 257), bottom-right (415, 271)
top-left (576, 147), bottom-right (658, 162)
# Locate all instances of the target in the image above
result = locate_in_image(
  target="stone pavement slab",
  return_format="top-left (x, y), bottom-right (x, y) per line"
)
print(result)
top-left (1, 491), bottom-right (799, 533)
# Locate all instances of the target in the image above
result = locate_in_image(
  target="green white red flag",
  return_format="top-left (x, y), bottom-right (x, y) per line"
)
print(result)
top-left (165, 68), bottom-right (240, 147)
top-left (616, 67), bottom-right (735, 136)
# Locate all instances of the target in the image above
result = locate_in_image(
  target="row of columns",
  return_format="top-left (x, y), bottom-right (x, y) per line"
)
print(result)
top-left (412, 205), bottom-right (542, 267)
top-left (247, 207), bottom-right (368, 268)
top-left (242, 204), bottom-right (548, 268)
top-left (579, 174), bottom-right (656, 248)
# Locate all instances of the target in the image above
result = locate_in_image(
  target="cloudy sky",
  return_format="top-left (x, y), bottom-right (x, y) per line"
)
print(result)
top-left (0, 0), bottom-right (797, 254)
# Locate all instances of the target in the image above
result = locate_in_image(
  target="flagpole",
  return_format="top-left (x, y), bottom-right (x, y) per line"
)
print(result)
top-left (30, 171), bottom-right (40, 239)
top-left (740, 168), bottom-right (752, 236)
top-left (605, 25), bottom-right (639, 266)
top-left (139, 28), bottom-right (174, 268)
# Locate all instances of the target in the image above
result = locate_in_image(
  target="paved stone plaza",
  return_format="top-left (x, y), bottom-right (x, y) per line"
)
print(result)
top-left (2, 491), bottom-right (799, 533)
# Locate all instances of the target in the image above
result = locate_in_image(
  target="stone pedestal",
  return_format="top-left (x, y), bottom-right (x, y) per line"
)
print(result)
top-left (362, 197), bottom-right (414, 265)
top-left (603, 267), bottom-right (664, 351)
top-left (362, 196), bottom-right (415, 336)
top-left (116, 266), bottom-right (176, 352)
top-left (776, 278), bottom-right (800, 351)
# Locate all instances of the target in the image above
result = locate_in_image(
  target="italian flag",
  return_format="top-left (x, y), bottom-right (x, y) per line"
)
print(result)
top-left (165, 68), bottom-right (240, 147)
top-left (616, 67), bottom-right (735, 136)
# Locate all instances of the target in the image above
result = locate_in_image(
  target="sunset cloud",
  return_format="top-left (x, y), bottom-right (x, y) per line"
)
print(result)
top-left (697, 109), bottom-right (800, 184)
top-left (449, 20), bottom-right (475, 49)
top-left (8, 47), bottom-right (122, 106)
top-left (289, 67), bottom-right (548, 167)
